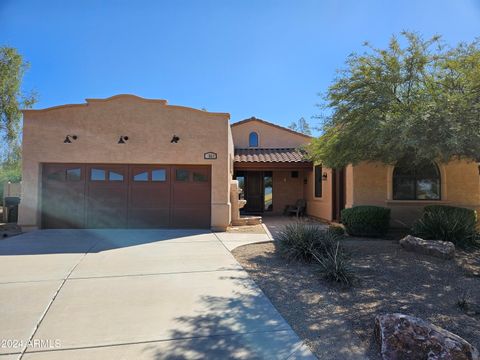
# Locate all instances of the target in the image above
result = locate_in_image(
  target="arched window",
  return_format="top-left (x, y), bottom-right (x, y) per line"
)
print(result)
top-left (393, 161), bottom-right (441, 200)
top-left (249, 132), bottom-right (259, 147)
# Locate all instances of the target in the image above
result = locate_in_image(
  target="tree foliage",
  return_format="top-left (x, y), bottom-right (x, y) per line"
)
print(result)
top-left (289, 117), bottom-right (312, 135)
top-left (309, 32), bottom-right (480, 168)
top-left (0, 46), bottom-right (36, 162)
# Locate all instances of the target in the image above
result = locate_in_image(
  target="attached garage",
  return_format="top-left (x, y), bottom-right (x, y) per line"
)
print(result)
top-left (42, 164), bottom-right (211, 229)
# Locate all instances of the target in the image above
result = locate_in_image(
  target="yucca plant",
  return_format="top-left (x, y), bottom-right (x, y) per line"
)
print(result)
top-left (412, 206), bottom-right (479, 248)
top-left (276, 222), bottom-right (324, 262)
top-left (312, 241), bottom-right (354, 286)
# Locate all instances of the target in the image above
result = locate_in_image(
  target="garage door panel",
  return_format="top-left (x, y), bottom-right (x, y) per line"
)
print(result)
top-left (172, 184), bottom-right (211, 205)
top-left (171, 207), bottom-right (211, 228)
top-left (128, 209), bottom-right (170, 228)
top-left (42, 164), bottom-right (211, 229)
top-left (129, 187), bottom-right (170, 208)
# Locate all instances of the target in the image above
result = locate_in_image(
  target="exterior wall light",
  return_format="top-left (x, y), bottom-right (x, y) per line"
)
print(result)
top-left (322, 172), bottom-right (328, 181)
top-left (64, 135), bottom-right (78, 143)
top-left (118, 136), bottom-right (129, 144)
top-left (171, 135), bottom-right (180, 143)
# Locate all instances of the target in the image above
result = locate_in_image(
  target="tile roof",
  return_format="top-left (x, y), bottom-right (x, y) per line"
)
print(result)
top-left (234, 148), bottom-right (311, 163)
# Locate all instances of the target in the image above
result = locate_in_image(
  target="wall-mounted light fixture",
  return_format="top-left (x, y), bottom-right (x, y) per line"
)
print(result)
top-left (171, 135), bottom-right (180, 143)
top-left (118, 136), bottom-right (129, 144)
top-left (64, 135), bottom-right (78, 143)
top-left (322, 172), bottom-right (328, 181)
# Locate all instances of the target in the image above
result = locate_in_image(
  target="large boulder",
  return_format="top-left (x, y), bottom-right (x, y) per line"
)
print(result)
top-left (375, 313), bottom-right (479, 360)
top-left (399, 235), bottom-right (455, 259)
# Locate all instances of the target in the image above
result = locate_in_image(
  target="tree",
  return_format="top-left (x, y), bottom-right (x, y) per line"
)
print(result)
top-left (289, 117), bottom-right (312, 135)
top-left (309, 32), bottom-right (480, 168)
top-left (0, 46), bottom-right (36, 163)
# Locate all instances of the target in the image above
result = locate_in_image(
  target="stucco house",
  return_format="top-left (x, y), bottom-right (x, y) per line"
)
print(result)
top-left (18, 94), bottom-right (480, 231)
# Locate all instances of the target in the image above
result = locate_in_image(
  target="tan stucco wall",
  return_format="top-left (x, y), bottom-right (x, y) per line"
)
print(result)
top-left (231, 120), bottom-right (310, 148)
top-left (19, 95), bottom-right (232, 230)
top-left (347, 160), bottom-right (480, 227)
top-left (304, 167), bottom-right (333, 221)
top-left (271, 171), bottom-right (305, 215)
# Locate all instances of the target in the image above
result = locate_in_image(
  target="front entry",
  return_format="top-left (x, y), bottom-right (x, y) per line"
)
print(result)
top-left (234, 171), bottom-right (273, 214)
top-left (332, 168), bottom-right (346, 221)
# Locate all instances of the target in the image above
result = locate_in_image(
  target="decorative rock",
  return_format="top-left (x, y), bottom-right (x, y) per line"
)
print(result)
top-left (375, 313), bottom-right (479, 360)
top-left (399, 235), bottom-right (455, 259)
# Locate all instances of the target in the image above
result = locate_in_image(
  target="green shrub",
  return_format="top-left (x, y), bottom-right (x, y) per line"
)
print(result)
top-left (328, 224), bottom-right (345, 237)
top-left (341, 206), bottom-right (391, 237)
top-left (412, 205), bottom-right (479, 248)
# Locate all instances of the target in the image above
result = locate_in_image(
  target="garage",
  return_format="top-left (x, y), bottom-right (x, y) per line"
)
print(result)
top-left (41, 164), bottom-right (211, 229)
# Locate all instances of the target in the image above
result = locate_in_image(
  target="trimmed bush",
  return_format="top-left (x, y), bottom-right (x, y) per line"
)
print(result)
top-left (341, 206), bottom-right (391, 237)
top-left (412, 205), bottom-right (479, 248)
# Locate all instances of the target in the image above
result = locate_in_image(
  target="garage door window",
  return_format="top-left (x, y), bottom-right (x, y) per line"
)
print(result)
top-left (133, 171), bottom-right (148, 181)
top-left (176, 169), bottom-right (189, 181)
top-left (47, 170), bottom-right (65, 181)
top-left (66, 168), bottom-right (81, 181)
top-left (152, 169), bottom-right (166, 181)
top-left (91, 168), bottom-right (106, 181)
top-left (193, 171), bottom-right (207, 182)
top-left (109, 171), bottom-right (124, 181)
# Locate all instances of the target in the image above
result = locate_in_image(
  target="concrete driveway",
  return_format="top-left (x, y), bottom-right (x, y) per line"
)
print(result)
top-left (0, 229), bottom-right (314, 360)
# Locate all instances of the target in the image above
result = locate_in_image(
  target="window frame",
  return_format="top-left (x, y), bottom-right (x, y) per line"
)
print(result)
top-left (314, 165), bottom-right (322, 198)
top-left (248, 132), bottom-right (259, 147)
top-left (392, 162), bottom-right (441, 201)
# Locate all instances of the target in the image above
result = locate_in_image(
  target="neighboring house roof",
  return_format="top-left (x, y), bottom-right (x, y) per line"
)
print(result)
top-left (234, 148), bottom-right (311, 163)
top-left (231, 117), bottom-right (312, 139)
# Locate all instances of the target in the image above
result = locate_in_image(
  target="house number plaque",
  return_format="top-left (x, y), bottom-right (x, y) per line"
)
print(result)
top-left (204, 152), bottom-right (217, 160)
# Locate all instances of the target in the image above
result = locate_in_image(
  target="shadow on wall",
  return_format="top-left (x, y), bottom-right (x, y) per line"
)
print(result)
top-left (0, 229), bottom-right (212, 255)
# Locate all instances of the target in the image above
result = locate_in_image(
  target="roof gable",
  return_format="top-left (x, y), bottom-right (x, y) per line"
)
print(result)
top-left (231, 117), bottom-right (312, 139)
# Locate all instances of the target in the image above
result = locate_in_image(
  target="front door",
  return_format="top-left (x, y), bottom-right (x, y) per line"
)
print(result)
top-left (244, 171), bottom-right (264, 213)
top-left (332, 168), bottom-right (346, 221)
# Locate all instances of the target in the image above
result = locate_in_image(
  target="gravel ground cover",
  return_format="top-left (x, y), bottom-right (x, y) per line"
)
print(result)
top-left (232, 238), bottom-right (480, 359)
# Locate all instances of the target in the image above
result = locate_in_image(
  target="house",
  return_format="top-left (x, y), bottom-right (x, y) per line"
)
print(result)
top-left (18, 95), bottom-right (480, 231)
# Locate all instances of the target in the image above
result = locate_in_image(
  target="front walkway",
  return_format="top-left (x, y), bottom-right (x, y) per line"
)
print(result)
top-left (0, 229), bottom-right (314, 360)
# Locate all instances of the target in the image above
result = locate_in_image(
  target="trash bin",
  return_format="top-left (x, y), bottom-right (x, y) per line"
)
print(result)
top-left (4, 197), bottom-right (20, 223)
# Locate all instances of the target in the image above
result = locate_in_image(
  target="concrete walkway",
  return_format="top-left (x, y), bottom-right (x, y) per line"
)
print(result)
top-left (0, 229), bottom-right (314, 360)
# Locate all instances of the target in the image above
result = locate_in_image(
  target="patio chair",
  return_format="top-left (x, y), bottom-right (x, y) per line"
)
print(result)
top-left (285, 199), bottom-right (306, 218)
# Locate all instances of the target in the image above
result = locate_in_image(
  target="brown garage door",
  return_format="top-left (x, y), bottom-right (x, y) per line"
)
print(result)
top-left (41, 164), bottom-right (211, 229)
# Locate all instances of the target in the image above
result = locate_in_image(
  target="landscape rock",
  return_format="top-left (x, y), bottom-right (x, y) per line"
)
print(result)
top-left (399, 235), bottom-right (455, 259)
top-left (375, 313), bottom-right (479, 360)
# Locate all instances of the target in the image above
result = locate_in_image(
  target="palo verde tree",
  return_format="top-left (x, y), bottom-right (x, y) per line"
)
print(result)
top-left (309, 32), bottom-right (480, 168)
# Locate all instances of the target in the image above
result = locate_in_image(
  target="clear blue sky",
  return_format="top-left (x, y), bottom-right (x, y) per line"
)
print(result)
top-left (1, 0), bottom-right (479, 133)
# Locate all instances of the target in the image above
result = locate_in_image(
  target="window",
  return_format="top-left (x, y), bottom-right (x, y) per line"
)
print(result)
top-left (176, 169), bottom-right (189, 181)
top-left (264, 171), bottom-right (273, 211)
top-left (66, 168), bottom-right (81, 181)
top-left (193, 172), bottom-right (207, 182)
top-left (291, 171), bottom-right (299, 178)
top-left (393, 161), bottom-right (441, 200)
top-left (47, 170), bottom-right (65, 181)
top-left (109, 171), bottom-right (124, 181)
top-left (249, 132), bottom-right (259, 147)
top-left (91, 168), bottom-right (106, 181)
top-left (314, 165), bottom-right (322, 198)
top-left (152, 169), bottom-right (166, 182)
top-left (133, 171), bottom-right (148, 182)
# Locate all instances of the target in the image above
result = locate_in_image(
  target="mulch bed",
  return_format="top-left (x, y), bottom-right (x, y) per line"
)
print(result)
top-left (232, 238), bottom-right (480, 359)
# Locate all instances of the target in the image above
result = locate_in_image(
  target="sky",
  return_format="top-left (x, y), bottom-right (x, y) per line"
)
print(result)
top-left (1, 0), bottom-right (479, 134)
